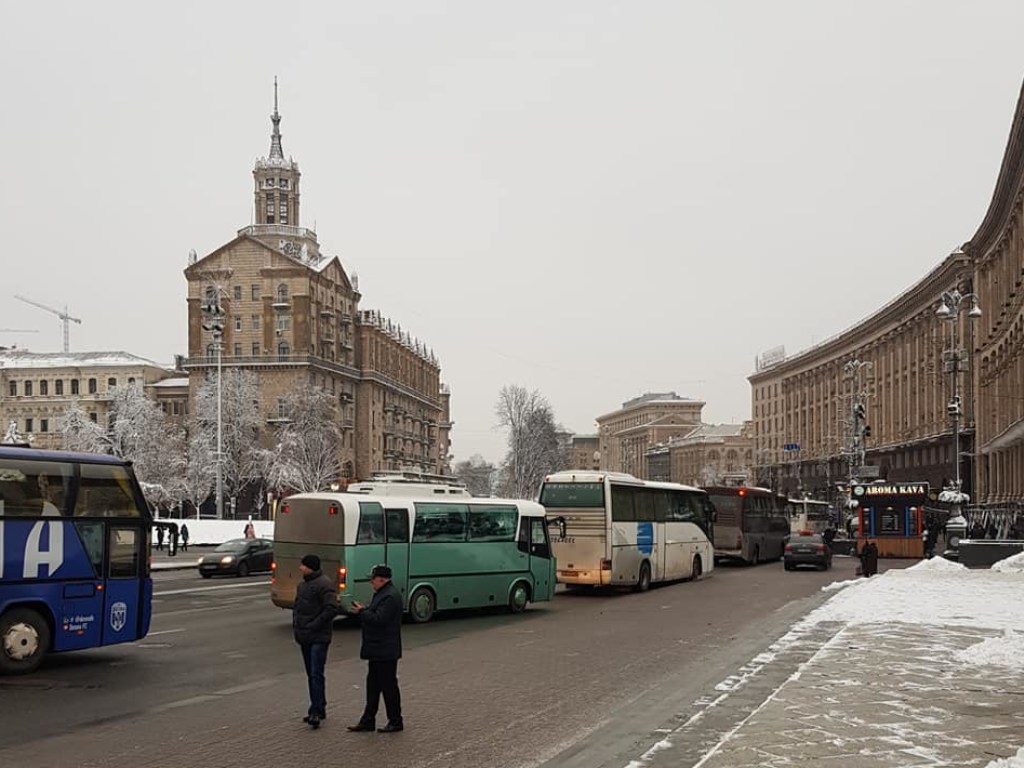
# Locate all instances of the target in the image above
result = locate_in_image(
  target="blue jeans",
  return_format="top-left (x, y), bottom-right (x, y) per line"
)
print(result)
top-left (300, 642), bottom-right (329, 718)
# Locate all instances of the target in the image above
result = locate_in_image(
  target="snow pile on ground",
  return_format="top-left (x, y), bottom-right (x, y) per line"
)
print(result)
top-left (907, 556), bottom-right (967, 572)
top-left (983, 746), bottom-right (1024, 768)
top-left (954, 629), bottom-right (1024, 669)
top-left (992, 551), bottom-right (1024, 573)
top-left (806, 566), bottom-right (1024, 631)
top-left (820, 578), bottom-right (862, 592)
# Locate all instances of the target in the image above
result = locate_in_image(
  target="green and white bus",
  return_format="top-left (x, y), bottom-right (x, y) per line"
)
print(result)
top-left (539, 471), bottom-right (715, 591)
top-left (271, 494), bottom-right (556, 622)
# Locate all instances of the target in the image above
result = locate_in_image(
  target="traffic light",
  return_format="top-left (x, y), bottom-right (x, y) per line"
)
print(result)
top-left (863, 425), bottom-right (872, 438)
top-left (854, 403), bottom-right (866, 420)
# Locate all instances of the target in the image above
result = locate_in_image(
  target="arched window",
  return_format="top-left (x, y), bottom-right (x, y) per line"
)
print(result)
top-left (55, 380), bottom-right (64, 396)
top-left (276, 284), bottom-right (289, 303)
top-left (88, 378), bottom-right (97, 394)
top-left (727, 449), bottom-right (738, 460)
top-left (707, 450), bottom-right (720, 461)
top-left (278, 341), bottom-right (290, 356)
top-left (71, 379), bottom-right (80, 395)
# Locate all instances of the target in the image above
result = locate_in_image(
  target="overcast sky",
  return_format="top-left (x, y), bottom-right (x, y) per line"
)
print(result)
top-left (3, 2), bottom-right (1024, 464)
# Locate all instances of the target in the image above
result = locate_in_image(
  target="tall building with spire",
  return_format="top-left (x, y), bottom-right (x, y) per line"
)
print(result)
top-left (253, 78), bottom-right (300, 227)
top-left (183, 83), bottom-right (452, 487)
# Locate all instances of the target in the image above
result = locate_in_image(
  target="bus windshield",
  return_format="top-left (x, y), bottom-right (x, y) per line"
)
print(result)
top-left (538, 482), bottom-right (605, 507)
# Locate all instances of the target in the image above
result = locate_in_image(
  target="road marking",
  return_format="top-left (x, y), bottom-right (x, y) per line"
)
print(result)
top-left (154, 580), bottom-right (271, 596)
top-left (146, 628), bottom-right (186, 637)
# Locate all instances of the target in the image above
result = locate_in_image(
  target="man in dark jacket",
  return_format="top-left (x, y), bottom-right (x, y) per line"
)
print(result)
top-left (293, 554), bottom-right (337, 729)
top-left (347, 564), bottom-right (404, 733)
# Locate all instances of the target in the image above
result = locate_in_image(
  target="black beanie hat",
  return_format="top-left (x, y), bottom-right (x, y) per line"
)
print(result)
top-left (301, 554), bottom-right (321, 571)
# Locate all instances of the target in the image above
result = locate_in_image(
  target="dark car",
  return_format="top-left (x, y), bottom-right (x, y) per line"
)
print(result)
top-left (784, 533), bottom-right (832, 571)
top-left (199, 538), bottom-right (274, 578)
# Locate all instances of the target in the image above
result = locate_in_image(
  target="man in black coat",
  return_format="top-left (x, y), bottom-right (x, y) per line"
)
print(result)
top-left (292, 554), bottom-right (338, 729)
top-left (347, 564), bottom-right (404, 733)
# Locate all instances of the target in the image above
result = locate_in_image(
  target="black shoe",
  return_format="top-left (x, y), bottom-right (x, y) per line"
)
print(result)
top-left (377, 723), bottom-right (404, 733)
top-left (307, 716), bottom-right (321, 729)
top-left (347, 723), bottom-right (375, 732)
top-left (303, 714), bottom-right (327, 724)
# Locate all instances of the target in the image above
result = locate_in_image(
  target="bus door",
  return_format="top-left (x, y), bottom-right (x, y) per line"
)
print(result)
top-left (56, 520), bottom-right (107, 652)
top-left (527, 517), bottom-right (555, 600)
top-left (102, 524), bottom-right (147, 645)
top-left (383, 507), bottom-right (411, 606)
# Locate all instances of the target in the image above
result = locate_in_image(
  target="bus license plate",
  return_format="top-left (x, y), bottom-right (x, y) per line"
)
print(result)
top-left (562, 570), bottom-right (579, 577)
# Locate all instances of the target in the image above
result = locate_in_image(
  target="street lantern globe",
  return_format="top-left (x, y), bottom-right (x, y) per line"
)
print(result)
top-left (936, 302), bottom-right (952, 319)
top-left (968, 303), bottom-right (982, 318)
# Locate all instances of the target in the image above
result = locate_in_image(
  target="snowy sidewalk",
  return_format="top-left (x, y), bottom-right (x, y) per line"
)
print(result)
top-left (628, 555), bottom-right (1024, 768)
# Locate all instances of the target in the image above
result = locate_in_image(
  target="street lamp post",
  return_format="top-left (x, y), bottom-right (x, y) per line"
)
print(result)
top-left (843, 359), bottom-right (873, 531)
top-left (935, 288), bottom-right (982, 515)
top-left (201, 292), bottom-right (226, 519)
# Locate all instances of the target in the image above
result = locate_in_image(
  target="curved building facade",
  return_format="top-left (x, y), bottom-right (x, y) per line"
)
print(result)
top-left (750, 81), bottom-right (1024, 507)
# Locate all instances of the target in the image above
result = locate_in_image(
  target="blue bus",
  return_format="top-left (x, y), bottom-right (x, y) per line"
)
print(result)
top-left (0, 446), bottom-right (153, 674)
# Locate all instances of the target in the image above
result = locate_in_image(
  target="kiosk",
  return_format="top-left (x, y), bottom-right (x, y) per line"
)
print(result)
top-left (851, 482), bottom-right (929, 558)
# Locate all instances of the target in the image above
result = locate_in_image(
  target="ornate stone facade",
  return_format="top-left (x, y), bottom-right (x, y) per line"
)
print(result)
top-left (183, 87), bottom-right (451, 481)
top-left (596, 392), bottom-right (703, 479)
top-left (646, 423), bottom-right (754, 486)
top-left (0, 351), bottom-right (177, 449)
top-left (750, 81), bottom-right (1024, 506)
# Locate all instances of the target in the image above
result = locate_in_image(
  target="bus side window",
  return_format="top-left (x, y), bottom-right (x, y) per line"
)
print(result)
top-left (109, 527), bottom-right (140, 578)
top-left (530, 518), bottom-right (551, 558)
top-left (384, 509), bottom-right (409, 543)
top-left (517, 519), bottom-right (530, 554)
top-left (357, 502), bottom-right (385, 544)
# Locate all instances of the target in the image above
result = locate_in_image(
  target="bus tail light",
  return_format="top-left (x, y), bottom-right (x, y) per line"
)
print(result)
top-left (600, 558), bottom-right (612, 571)
top-left (338, 566), bottom-right (347, 591)
top-left (328, 505), bottom-right (338, 516)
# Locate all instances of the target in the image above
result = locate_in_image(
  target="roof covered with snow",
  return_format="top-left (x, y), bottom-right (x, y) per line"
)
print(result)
top-left (148, 377), bottom-right (189, 388)
top-left (0, 350), bottom-right (167, 370)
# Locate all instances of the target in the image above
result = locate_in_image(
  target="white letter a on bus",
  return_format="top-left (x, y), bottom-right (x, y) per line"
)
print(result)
top-left (24, 521), bottom-right (64, 579)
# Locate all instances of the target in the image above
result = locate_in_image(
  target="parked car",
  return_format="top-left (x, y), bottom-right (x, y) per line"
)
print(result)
top-left (783, 532), bottom-right (832, 571)
top-left (199, 538), bottom-right (274, 578)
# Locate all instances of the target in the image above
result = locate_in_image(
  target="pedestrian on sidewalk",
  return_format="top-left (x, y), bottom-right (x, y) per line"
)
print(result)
top-left (859, 539), bottom-right (879, 577)
top-left (293, 554), bottom-right (338, 729)
top-left (156, 525), bottom-right (164, 552)
top-left (244, 522), bottom-right (256, 539)
top-left (347, 564), bottom-right (404, 734)
top-left (180, 524), bottom-right (189, 552)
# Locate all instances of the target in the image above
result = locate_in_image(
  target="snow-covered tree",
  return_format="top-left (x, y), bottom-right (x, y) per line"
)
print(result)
top-left (452, 453), bottom-right (497, 497)
top-left (263, 385), bottom-right (344, 493)
top-left (194, 369), bottom-right (262, 502)
top-left (180, 432), bottom-right (215, 517)
top-left (494, 385), bottom-right (567, 499)
top-left (106, 385), bottom-right (185, 498)
top-left (58, 402), bottom-right (107, 453)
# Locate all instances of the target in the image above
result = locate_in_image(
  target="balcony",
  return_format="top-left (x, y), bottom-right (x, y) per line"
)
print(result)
top-left (339, 314), bottom-right (352, 326)
top-left (340, 392), bottom-right (353, 403)
top-left (341, 418), bottom-right (355, 430)
top-left (272, 300), bottom-right (290, 311)
top-left (320, 308), bottom-right (335, 318)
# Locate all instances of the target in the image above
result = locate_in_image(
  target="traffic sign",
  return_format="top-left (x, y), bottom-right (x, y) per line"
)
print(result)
top-left (783, 443), bottom-right (800, 452)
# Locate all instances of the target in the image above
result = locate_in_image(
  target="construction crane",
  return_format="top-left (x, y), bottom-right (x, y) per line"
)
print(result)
top-left (13, 295), bottom-right (82, 353)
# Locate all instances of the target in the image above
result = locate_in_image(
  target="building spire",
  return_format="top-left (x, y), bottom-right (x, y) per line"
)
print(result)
top-left (269, 76), bottom-right (284, 160)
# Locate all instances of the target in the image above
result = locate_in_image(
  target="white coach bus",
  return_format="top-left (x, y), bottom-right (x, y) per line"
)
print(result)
top-left (538, 471), bottom-right (715, 591)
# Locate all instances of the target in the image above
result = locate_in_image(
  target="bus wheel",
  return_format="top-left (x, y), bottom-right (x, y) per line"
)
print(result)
top-left (508, 581), bottom-right (530, 614)
top-left (408, 587), bottom-right (436, 624)
top-left (0, 607), bottom-right (51, 675)
top-left (634, 562), bottom-right (651, 593)
top-left (691, 555), bottom-right (703, 581)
